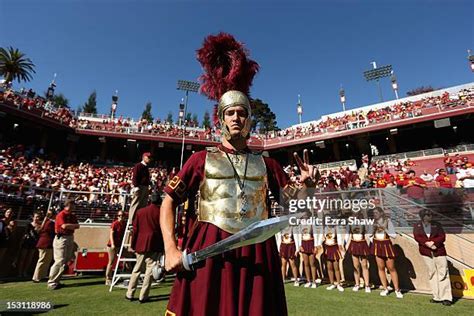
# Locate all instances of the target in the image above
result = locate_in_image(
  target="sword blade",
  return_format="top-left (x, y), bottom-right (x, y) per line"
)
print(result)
top-left (182, 213), bottom-right (303, 270)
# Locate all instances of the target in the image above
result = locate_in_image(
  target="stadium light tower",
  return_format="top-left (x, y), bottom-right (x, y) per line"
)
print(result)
top-left (390, 71), bottom-right (399, 100)
top-left (46, 73), bottom-right (57, 101)
top-left (111, 90), bottom-right (118, 120)
top-left (468, 49), bottom-right (474, 72)
top-left (339, 86), bottom-right (346, 112)
top-left (363, 62), bottom-right (392, 102)
top-left (178, 98), bottom-right (185, 126)
top-left (177, 80), bottom-right (200, 169)
top-left (296, 94), bottom-right (303, 124)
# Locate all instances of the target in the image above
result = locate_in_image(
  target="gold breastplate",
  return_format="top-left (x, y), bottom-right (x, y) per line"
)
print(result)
top-left (197, 148), bottom-right (268, 234)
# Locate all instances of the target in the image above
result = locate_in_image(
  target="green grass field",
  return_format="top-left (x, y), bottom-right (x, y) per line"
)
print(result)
top-left (0, 276), bottom-right (472, 315)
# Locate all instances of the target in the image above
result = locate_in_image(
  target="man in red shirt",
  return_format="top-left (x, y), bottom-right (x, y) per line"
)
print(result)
top-left (403, 170), bottom-right (427, 204)
top-left (435, 169), bottom-right (453, 195)
top-left (47, 200), bottom-right (80, 290)
top-left (375, 175), bottom-right (387, 188)
top-left (383, 169), bottom-right (392, 182)
top-left (396, 171), bottom-right (406, 188)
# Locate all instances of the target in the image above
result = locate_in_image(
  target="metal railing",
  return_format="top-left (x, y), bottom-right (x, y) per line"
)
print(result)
top-left (0, 183), bottom-right (131, 223)
top-left (372, 144), bottom-right (474, 162)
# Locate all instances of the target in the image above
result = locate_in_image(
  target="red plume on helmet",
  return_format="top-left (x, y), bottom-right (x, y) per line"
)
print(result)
top-left (196, 32), bottom-right (259, 102)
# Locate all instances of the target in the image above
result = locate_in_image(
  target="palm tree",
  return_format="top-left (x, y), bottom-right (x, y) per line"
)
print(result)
top-left (0, 47), bottom-right (36, 84)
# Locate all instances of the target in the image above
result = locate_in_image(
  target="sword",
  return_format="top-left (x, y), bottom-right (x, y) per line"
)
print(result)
top-left (182, 212), bottom-right (303, 271)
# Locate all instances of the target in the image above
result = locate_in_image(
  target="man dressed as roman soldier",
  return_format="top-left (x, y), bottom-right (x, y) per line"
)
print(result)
top-left (160, 33), bottom-right (317, 316)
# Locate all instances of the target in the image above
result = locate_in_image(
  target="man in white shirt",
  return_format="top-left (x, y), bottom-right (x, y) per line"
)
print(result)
top-left (420, 170), bottom-right (434, 183)
top-left (456, 166), bottom-right (474, 189)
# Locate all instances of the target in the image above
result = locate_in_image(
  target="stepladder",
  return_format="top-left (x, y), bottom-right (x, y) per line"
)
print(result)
top-left (109, 216), bottom-right (136, 291)
top-left (109, 216), bottom-right (165, 292)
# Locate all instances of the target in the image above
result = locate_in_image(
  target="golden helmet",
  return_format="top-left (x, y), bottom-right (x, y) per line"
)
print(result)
top-left (218, 90), bottom-right (252, 140)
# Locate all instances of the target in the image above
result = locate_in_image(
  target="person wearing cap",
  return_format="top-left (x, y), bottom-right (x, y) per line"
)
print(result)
top-left (128, 152), bottom-right (151, 221)
top-left (47, 200), bottom-right (79, 290)
top-left (413, 209), bottom-right (452, 306)
top-left (125, 192), bottom-right (164, 303)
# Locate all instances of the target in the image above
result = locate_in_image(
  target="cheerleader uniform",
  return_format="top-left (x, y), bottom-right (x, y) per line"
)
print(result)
top-left (322, 226), bottom-right (343, 261)
top-left (371, 218), bottom-right (397, 258)
top-left (298, 224), bottom-right (320, 254)
top-left (347, 225), bottom-right (370, 257)
top-left (278, 226), bottom-right (300, 260)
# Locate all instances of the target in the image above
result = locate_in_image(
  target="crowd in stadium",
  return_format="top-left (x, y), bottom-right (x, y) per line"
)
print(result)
top-left (282, 153), bottom-right (473, 192)
top-left (0, 87), bottom-right (74, 125)
top-left (2, 142), bottom-right (472, 217)
top-left (2, 85), bottom-right (472, 145)
top-left (0, 144), bottom-right (177, 224)
top-left (0, 144), bottom-right (175, 195)
top-left (266, 88), bottom-right (474, 140)
top-left (72, 117), bottom-right (220, 141)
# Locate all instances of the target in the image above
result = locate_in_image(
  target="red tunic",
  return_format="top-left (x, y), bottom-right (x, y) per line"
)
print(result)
top-left (164, 145), bottom-right (288, 316)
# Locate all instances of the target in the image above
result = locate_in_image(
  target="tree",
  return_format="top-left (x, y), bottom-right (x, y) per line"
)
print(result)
top-left (0, 47), bottom-right (36, 84)
top-left (166, 111), bottom-right (174, 124)
top-left (250, 98), bottom-right (279, 133)
top-left (81, 91), bottom-right (98, 114)
top-left (141, 102), bottom-right (153, 122)
top-left (52, 93), bottom-right (69, 108)
top-left (192, 114), bottom-right (199, 127)
top-left (202, 110), bottom-right (211, 128)
top-left (185, 112), bottom-right (192, 123)
top-left (406, 86), bottom-right (435, 96)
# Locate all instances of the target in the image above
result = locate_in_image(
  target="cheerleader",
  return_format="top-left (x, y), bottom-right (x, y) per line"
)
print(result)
top-left (346, 212), bottom-right (371, 293)
top-left (371, 207), bottom-right (403, 298)
top-left (297, 221), bottom-right (322, 288)
top-left (277, 225), bottom-right (300, 286)
top-left (322, 224), bottom-right (345, 291)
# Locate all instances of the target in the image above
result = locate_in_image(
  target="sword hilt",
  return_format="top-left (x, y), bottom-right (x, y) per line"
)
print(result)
top-left (182, 249), bottom-right (194, 271)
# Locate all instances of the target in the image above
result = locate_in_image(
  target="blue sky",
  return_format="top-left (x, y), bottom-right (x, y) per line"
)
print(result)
top-left (1, 0), bottom-right (473, 128)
